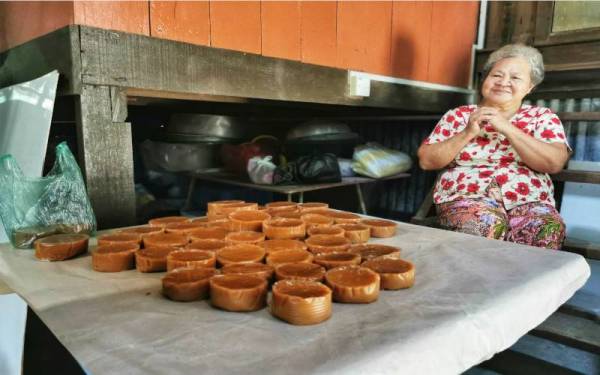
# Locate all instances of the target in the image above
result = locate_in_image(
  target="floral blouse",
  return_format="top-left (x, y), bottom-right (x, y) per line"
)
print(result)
top-left (423, 104), bottom-right (569, 210)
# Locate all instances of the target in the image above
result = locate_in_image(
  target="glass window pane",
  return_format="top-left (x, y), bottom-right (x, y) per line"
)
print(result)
top-left (552, 1), bottom-right (600, 33)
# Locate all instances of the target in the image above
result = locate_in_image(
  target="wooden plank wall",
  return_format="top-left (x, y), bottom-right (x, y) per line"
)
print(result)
top-left (0, 0), bottom-right (480, 88)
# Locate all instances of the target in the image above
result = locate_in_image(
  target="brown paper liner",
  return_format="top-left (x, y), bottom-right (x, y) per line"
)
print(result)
top-left (217, 244), bottom-right (266, 266)
top-left (148, 216), bottom-right (191, 228)
top-left (225, 231), bottom-right (265, 245)
top-left (207, 200), bottom-right (245, 216)
top-left (265, 201), bottom-right (298, 212)
top-left (186, 239), bottom-right (228, 253)
top-left (362, 258), bottom-right (415, 290)
top-left (263, 218), bottom-right (306, 240)
top-left (188, 227), bottom-right (229, 241)
top-left (97, 233), bottom-right (142, 247)
top-left (92, 242), bottom-right (140, 272)
top-left (305, 235), bottom-right (351, 254)
top-left (274, 262), bottom-right (325, 282)
top-left (298, 202), bottom-right (329, 212)
top-left (301, 213), bottom-right (334, 228)
top-left (266, 249), bottom-right (314, 267)
top-left (360, 219), bottom-right (398, 238)
top-left (271, 210), bottom-right (302, 219)
top-left (221, 263), bottom-right (274, 281)
top-left (329, 211), bottom-right (362, 224)
top-left (260, 239), bottom-right (307, 254)
top-left (162, 267), bottom-right (217, 302)
top-left (325, 265), bottom-right (380, 303)
top-left (271, 280), bottom-right (332, 325)
top-left (167, 249), bottom-right (216, 272)
top-left (306, 226), bottom-right (345, 238)
top-left (210, 274), bottom-right (268, 312)
top-left (143, 233), bottom-right (188, 249)
top-left (334, 224), bottom-right (370, 244)
top-left (228, 210), bottom-right (271, 232)
top-left (164, 222), bottom-right (208, 235)
top-left (314, 252), bottom-right (361, 270)
top-left (217, 203), bottom-right (259, 216)
top-left (34, 234), bottom-right (89, 261)
top-left (118, 225), bottom-right (164, 238)
top-left (349, 244), bottom-right (401, 262)
top-left (135, 246), bottom-right (175, 272)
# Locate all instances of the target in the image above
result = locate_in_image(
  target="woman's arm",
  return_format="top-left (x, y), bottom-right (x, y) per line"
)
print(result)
top-left (480, 107), bottom-right (569, 174)
top-left (501, 126), bottom-right (569, 173)
top-left (417, 131), bottom-right (474, 170)
top-left (418, 108), bottom-right (486, 170)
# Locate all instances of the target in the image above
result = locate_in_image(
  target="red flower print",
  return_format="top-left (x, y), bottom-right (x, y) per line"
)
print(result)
top-left (453, 121), bottom-right (460, 129)
top-left (541, 129), bottom-right (556, 139)
top-left (505, 191), bottom-right (518, 201)
top-left (531, 178), bottom-right (542, 188)
top-left (447, 115), bottom-right (455, 122)
top-left (434, 127), bottom-right (441, 134)
top-left (457, 172), bottom-right (466, 183)
top-left (558, 133), bottom-right (565, 139)
top-left (515, 121), bottom-right (528, 129)
top-left (500, 155), bottom-right (515, 166)
top-left (457, 184), bottom-right (465, 191)
top-left (516, 182), bottom-right (530, 195)
top-left (484, 125), bottom-right (495, 132)
top-left (500, 139), bottom-right (510, 146)
top-left (476, 136), bottom-right (490, 147)
top-left (459, 152), bottom-right (471, 161)
top-left (540, 192), bottom-right (548, 201)
top-left (551, 117), bottom-right (560, 124)
top-left (495, 174), bottom-right (509, 186)
top-left (467, 183), bottom-right (479, 193)
top-left (442, 180), bottom-right (454, 190)
top-left (479, 170), bottom-right (493, 178)
top-left (517, 167), bottom-right (530, 176)
top-left (442, 129), bottom-right (451, 137)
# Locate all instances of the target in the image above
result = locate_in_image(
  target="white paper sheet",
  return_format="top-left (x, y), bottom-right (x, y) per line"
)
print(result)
top-left (0, 222), bottom-right (590, 374)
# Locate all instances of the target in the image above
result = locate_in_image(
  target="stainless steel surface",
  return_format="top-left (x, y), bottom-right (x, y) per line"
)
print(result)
top-left (286, 121), bottom-right (352, 140)
top-left (169, 114), bottom-right (245, 140)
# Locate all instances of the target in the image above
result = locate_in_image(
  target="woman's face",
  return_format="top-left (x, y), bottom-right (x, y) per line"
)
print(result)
top-left (481, 57), bottom-right (535, 107)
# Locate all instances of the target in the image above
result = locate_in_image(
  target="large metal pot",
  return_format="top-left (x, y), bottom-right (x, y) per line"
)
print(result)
top-left (169, 114), bottom-right (245, 141)
top-left (286, 121), bottom-right (353, 141)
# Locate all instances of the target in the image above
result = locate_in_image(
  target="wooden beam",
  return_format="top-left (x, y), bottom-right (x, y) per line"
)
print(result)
top-left (558, 112), bottom-right (600, 122)
top-left (75, 84), bottom-right (136, 229)
top-left (0, 25), bottom-right (80, 94)
top-left (531, 312), bottom-right (600, 354)
top-left (78, 26), bottom-right (470, 113)
top-left (552, 170), bottom-right (600, 184)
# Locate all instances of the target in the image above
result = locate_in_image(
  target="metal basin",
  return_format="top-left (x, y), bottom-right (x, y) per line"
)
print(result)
top-left (169, 114), bottom-right (245, 140)
top-left (286, 121), bottom-right (352, 141)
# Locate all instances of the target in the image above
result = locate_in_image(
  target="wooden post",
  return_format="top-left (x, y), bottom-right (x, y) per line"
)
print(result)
top-left (75, 84), bottom-right (136, 229)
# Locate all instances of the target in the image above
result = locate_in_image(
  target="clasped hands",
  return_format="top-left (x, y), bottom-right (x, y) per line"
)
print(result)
top-left (465, 106), bottom-right (512, 139)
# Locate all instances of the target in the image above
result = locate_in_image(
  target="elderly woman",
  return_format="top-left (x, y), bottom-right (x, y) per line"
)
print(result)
top-left (417, 44), bottom-right (570, 249)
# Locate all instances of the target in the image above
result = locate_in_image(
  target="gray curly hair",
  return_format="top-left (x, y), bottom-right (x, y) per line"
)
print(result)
top-left (482, 44), bottom-right (545, 86)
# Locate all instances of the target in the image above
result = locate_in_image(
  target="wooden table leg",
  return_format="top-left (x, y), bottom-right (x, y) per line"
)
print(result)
top-left (355, 184), bottom-right (367, 215)
top-left (75, 84), bottom-right (136, 229)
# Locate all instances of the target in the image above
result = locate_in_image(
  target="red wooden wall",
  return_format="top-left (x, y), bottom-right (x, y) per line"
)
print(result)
top-left (0, 1), bottom-right (480, 88)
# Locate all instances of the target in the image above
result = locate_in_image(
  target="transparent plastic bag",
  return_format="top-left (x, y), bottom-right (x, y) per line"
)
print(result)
top-left (351, 142), bottom-right (412, 178)
top-left (247, 156), bottom-right (276, 185)
top-left (0, 142), bottom-right (97, 248)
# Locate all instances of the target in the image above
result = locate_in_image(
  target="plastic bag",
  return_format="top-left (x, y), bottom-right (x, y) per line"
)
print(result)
top-left (247, 156), bottom-right (276, 185)
top-left (274, 153), bottom-right (341, 185)
top-left (0, 142), bottom-right (96, 248)
top-left (352, 142), bottom-right (412, 178)
top-left (337, 158), bottom-right (356, 177)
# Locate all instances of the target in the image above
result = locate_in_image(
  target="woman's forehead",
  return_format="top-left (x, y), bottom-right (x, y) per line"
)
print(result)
top-left (491, 57), bottom-right (531, 74)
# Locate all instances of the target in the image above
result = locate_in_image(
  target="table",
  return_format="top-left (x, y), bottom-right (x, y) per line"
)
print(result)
top-left (0, 220), bottom-right (590, 374)
top-left (186, 170), bottom-right (411, 214)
